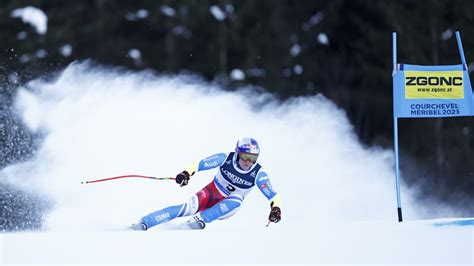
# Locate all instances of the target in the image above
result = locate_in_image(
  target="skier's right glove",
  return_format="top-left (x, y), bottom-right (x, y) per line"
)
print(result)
top-left (175, 171), bottom-right (190, 186)
top-left (268, 206), bottom-right (281, 223)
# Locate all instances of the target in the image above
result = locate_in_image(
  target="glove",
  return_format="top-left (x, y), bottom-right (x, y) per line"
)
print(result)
top-left (268, 206), bottom-right (281, 223)
top-left (175, 171), bottom-right (190, 186)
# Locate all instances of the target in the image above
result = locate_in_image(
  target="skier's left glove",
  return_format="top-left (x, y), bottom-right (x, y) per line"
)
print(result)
top-left (175, 171), bottom-right (190, 186)
top-left (268, 206), bottom-right (281, 223)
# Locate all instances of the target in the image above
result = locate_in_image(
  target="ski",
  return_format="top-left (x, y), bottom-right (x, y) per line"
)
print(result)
top-left (167, 217), bottom-right (206, 230)
top-left (128, 216), bottom-right (206, 231)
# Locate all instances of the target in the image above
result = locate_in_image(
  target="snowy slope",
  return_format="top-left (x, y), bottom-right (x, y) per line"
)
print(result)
top-left (0, 61), bottom-right (472, 264)
top-left (1, 220), bottom-right (472, 264)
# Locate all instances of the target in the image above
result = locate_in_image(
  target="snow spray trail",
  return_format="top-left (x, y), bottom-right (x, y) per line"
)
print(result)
top-left (3, 61), bottom-right (422, 231)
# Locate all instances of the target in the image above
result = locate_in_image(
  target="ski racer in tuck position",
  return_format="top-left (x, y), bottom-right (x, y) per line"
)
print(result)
top-left (130, 137), bottom-right (281, 230)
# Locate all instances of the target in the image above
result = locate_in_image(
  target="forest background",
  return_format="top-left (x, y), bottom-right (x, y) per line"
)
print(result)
top-left (1, 0), bottom-right (473, 222)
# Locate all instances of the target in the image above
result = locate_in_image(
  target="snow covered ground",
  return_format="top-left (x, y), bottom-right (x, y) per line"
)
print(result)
top-left (1, 61), bottom-right (472, 265)
top-left (1, 219), bottom-right (472, 264)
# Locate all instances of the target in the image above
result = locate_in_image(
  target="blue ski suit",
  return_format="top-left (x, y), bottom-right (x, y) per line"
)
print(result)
top-left (140, 152), bottom-right (281, 229)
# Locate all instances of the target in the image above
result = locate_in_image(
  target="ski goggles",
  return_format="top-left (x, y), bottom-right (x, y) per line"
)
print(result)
top-left (239, 152), bottom-right (259, 163)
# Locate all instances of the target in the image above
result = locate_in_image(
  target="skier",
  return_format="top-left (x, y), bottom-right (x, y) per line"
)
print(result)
top-left (130, 137), bottom-right (281, 230)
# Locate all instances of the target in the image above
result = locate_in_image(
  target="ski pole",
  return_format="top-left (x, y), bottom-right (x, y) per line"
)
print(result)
top-left (81, 174), bottom-right (175, 184)
top-left (266, 220), bottom-right (271, 227)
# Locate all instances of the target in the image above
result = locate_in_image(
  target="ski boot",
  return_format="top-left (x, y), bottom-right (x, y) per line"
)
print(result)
top-left (185, 215), bottom-right (206, 230)
top-left (129, 220), bottom-right (148, 231)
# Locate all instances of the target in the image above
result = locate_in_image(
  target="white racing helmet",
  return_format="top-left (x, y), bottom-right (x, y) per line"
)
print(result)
top-left (235, 137), bottom-right (260, 163)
